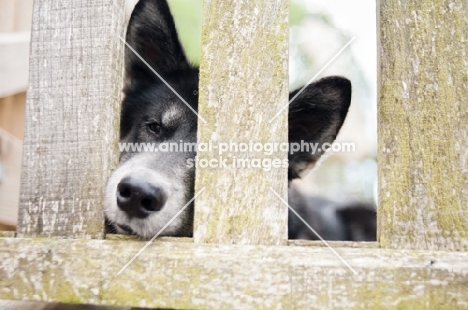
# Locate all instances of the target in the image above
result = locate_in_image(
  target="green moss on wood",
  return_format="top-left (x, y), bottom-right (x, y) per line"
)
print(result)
top-left (1, 238), bottom-right (468, 308)
top-left (194, 0), bottom-right (289, 245)
top-left (378, 0), bottom-right (468, 250)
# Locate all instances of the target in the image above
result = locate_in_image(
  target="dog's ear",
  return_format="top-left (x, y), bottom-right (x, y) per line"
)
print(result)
top-left (288, 76), bottom-right (351, 179)
top-left (123, 0), bottom-right (191, 94)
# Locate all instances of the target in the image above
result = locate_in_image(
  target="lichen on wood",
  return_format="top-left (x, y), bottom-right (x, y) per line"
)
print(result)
top-left (194, 0), bottom-right (290, 245)
top-left (1, 238), bottom-right (468, 309)
top-left (378, 0), bottom-right (468, 250)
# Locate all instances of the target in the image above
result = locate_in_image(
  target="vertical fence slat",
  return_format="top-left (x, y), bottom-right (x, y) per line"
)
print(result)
top-left (17, 0), bottom-right (125, 238)
top-left (194, 0), bottom-right (289, 245)
top-left (378, 0), bottom-right (468, 250)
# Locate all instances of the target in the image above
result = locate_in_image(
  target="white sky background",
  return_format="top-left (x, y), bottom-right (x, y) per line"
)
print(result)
top-left (303, 0), bottom-right (377, 90)
top-left (290, 0), bottom-right (377, 202)
top-left (290, 0), bottom-right (377, 157)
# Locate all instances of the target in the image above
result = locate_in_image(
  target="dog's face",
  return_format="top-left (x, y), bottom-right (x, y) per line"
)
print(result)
top-left (104, 73), bottom-right (199, 238)
top-left (104, 0), bottom-right (352, 239)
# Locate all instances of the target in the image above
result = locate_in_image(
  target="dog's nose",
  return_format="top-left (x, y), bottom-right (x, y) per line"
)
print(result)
top-left (116, 177), bottom-right (167, 218)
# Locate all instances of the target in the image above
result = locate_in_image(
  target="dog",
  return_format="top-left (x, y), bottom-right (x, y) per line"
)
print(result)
top-left (104, 0), bottom-right (376, 241)
top-left (288, 186), bottom-right (376, 241)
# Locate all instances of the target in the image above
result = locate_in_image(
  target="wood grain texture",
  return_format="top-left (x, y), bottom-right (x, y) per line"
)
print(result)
top-left (1, 238), bottom-right (468, 309)
top-left (194, 0), bottom-right (289, 245)
top-left (378, 0), bottom-right (468, 250)
top-left (17, 0), bottom-right (125, 238)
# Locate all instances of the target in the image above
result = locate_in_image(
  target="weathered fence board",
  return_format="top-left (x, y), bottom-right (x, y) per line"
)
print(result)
top-left (17, 0), bottom-right (125, 238)
top-left (194, 0), bottom-right (289, 245)
top-left (1, 237), bottom-right (468, 309)
top-left (0, 0), bottom-right (466, 309)
top-left (378, 0), bottom-right (468, 250)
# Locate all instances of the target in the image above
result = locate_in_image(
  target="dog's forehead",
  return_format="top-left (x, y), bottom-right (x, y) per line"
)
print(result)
top-left (162, 103), bottom-right (178, 117)
top-left (139, 85), bottom-right (196, 114)
top-left (161, 103), bottom-right (185, 125)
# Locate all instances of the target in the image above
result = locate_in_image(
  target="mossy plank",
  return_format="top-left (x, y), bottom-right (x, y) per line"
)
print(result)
top-left (194, 1), bottom-right (290, 245)
top-left (378, 0), bottom-right (468, 250)
top-left (1, 238), bottom-right (468, 309)
top-left (17, 0), bottom-right (125, 238)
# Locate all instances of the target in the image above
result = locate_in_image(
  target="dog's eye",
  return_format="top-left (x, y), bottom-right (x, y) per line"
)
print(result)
top-left (147, 122), bottom-right (161, 135)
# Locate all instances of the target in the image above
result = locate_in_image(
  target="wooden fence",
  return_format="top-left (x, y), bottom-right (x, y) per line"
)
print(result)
top-left (0, 0), bottom-right (467, 309)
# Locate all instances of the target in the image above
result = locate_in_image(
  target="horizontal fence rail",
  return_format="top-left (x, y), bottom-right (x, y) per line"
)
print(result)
top-left (1, 238), bottom-right (468, 308)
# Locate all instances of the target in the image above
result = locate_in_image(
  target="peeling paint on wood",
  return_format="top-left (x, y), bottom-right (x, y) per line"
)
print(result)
top-left (378, 0), bottom-right (468, 250)
top-left (17, 0), bottom-right (125, 238)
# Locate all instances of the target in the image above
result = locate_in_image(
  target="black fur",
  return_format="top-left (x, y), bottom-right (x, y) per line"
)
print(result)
top-left (288, 77), bottom-right (351, 179)
top-left (288, 185), bottom-right (376, 241)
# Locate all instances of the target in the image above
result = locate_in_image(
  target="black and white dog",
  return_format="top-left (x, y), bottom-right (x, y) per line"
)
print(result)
top-left (104, 0), bottom-right (376, 241)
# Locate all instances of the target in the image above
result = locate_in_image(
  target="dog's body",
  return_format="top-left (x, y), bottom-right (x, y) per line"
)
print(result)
top-left (104, 0), bottom-right (376, 241)
top-left (288, 185), bottom-right (376, 241)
